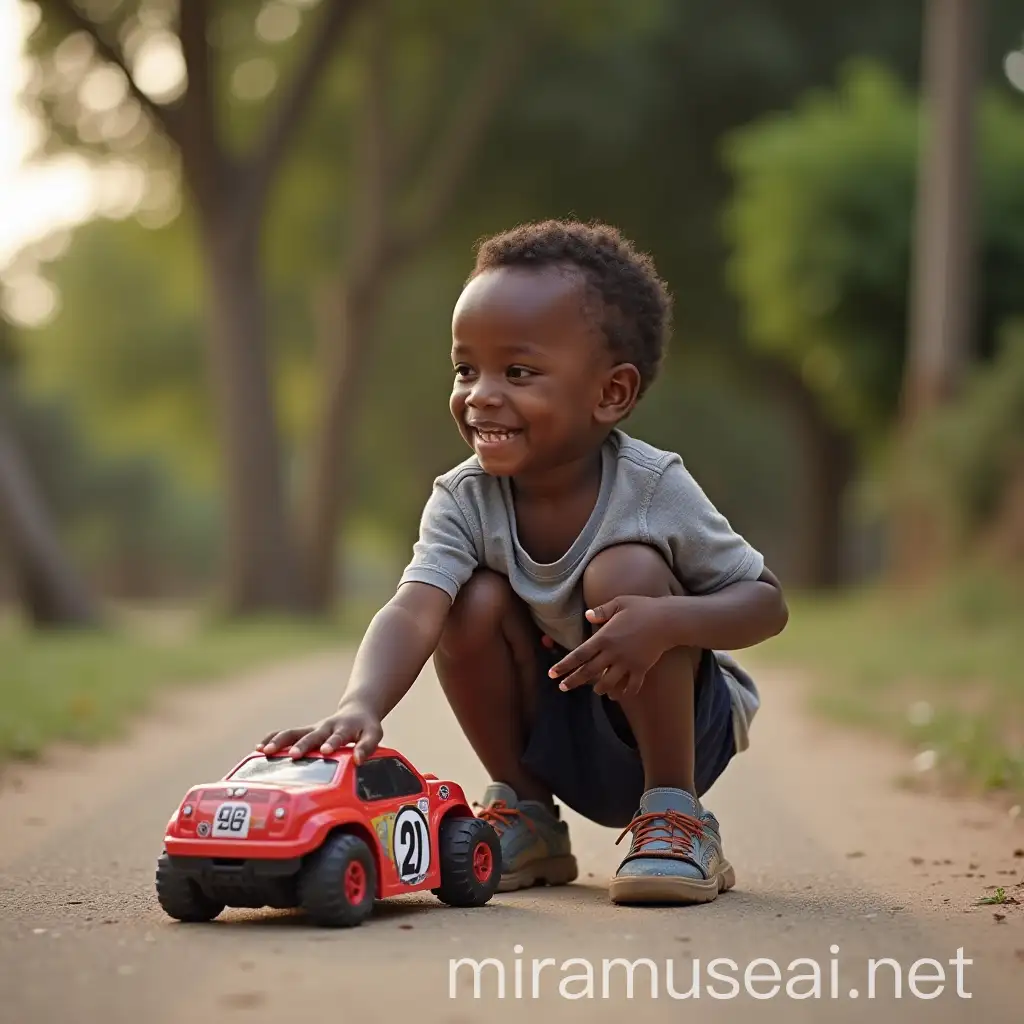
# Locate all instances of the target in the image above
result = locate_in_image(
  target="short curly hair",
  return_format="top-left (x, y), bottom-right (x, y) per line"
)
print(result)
top-left (469, 219), bottom-right (672, 398)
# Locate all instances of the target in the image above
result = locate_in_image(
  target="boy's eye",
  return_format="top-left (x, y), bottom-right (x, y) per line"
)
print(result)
top-left (507, 366), bottom-right (536, 380)
top-left (453, 364), bottom-right (473, 378)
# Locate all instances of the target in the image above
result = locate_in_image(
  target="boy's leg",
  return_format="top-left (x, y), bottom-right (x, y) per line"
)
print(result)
top-left (581, 544), bottom-right (735, 905)
top-left (433, 569), bottom-right (578, 891)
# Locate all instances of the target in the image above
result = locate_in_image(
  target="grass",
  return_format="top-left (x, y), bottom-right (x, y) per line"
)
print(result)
top-left (751, 568), bottom-right (1024, 796)
top-left (975, 887), bottom-right (1008, 906)
top-left (0, 601), bottom-right (377, 764)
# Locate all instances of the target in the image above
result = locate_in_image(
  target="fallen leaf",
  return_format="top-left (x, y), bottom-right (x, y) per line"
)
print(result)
top-left (910, 857), bottom-right (925, 866)
top-left (398, 924), bottom-right (413, 930)
top-left (969, 862), bottom-right (980, 870)
top-left (994, 914), bottom-right (1006, 924)
top-left (846, 851), bottom-right (866, 859)
top-left (1014, 849), bottom-right (1024, 858)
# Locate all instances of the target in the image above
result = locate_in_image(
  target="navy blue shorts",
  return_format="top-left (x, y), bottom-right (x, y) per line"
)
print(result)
top-left (520, 643), bottom-right (736, 829)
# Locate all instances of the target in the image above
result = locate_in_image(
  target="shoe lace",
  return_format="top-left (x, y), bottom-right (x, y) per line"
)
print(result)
top-left (474, 799), bottom-right (536, 837)
top-left (615, 810), bottom-right (704, 856)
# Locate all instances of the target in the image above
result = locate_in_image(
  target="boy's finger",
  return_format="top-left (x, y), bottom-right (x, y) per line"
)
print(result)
top-left (353, 723), bottom-right (383, 764)
top-left (585, 598), bottom-right (621, 625)
top-left (558, 652), bottom-right (609, 691)
top-left (320, 724), bottom-right (358, 755)
top-left (259, 728), bottom-right (305, 755)
top-left (549, 637), bottom-right (601, 678)
top-left (623, 672), bottom-right (646, 699)
top-left (289, 726), bottom-right (331, 758)
top-left (593, 665), bottom-right (627, 697)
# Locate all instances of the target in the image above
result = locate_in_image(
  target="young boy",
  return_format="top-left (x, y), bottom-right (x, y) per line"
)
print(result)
top-left (258, 220), bottom-right (788, 905)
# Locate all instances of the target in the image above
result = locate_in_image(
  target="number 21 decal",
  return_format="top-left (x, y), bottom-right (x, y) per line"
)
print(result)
top-left (392, 805), bottom-right (430, 884)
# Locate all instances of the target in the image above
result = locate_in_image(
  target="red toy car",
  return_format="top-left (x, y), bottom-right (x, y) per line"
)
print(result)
top-left (156, 746), bottom-right (501, 927)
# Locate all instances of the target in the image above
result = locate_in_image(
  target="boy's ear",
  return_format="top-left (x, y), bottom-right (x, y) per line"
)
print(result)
top-left (594, 363), bottom-right (641, 424)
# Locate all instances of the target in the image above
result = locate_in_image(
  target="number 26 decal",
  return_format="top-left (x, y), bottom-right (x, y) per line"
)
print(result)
top-left (392, 805), bottom-right (430, 884)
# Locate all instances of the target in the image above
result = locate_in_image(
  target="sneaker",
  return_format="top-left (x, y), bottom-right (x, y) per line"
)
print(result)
top-left (475, 782), bottom-right (578, 892)
top-left (608, 787), bottom-right (735, 904)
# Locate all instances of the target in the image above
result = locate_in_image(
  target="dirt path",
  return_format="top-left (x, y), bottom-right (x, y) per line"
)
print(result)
top-left (1, 651), bottom-right (1022, 1023)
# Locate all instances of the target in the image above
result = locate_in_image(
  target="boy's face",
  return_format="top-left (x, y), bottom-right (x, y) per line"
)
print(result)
top-left (450, 265), bottom-right (639, 477)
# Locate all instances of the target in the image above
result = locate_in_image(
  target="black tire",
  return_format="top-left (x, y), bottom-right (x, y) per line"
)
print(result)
top-left (298, 832), bottom-right (377, 927)
top-left (433, 816), bottom-right (501, 907)
top-left (155, 853), bottom-right (225, 923)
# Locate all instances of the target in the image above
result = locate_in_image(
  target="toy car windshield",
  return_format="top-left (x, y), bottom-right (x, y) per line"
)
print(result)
top-left (227, 755), bottom-right (339, 786)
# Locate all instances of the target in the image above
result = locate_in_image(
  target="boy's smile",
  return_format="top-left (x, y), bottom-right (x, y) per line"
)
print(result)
top-left (450, 265), bottom-right (635, 479)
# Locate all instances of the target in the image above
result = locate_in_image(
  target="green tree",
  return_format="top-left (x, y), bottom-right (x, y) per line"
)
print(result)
top-left (27, 0), bottom-right (367, 613)
top-left (722, 60), bottom-right (1024, 567)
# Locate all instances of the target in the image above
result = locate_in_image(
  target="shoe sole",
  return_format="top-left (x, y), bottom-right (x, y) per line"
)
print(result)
top-left (608, 859), bottom-right (736, 905)
top-left (497, 855), bottom-right (579, 893)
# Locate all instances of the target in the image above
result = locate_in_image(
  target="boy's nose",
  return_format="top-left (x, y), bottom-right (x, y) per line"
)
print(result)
top-left (467, 378), bottom-right (504, 406)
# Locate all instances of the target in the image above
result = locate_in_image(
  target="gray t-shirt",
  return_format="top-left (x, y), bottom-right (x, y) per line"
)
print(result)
top-left (399, 428), bottom-right (765, 752)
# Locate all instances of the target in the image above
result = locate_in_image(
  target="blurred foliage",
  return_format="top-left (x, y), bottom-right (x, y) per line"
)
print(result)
top-left (23, 213), bottom-right (211, 484)
top-left (12, 2), bottom-right (1024, 596)
top-left (899, 321), bottom-right (1024, 556)
top-left (5, 370), bottom-right (217, 593)
top-left (722, 60), bottom-right (1024, 450)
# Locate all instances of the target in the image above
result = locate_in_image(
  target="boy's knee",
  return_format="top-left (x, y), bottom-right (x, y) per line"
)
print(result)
top-left (437, 569), bottom-right (511, 657)
top-left (583, 543), bottom-right (678, 608)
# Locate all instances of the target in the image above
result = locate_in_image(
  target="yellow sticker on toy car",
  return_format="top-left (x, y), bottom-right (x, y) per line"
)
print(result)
top-left (371, 812), bottom-right (395, 861)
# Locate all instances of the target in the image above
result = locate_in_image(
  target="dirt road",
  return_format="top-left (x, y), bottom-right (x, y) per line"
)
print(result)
top-left (1, 650), bottom-right (1022, 1023)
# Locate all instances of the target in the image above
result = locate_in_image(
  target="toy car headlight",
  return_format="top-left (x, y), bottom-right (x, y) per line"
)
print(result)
top-left (181, 804), bottom-right (193, 817)
top-left (273, 807), bottom-right (286, 820)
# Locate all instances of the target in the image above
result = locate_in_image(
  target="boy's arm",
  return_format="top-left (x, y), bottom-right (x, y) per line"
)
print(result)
top-left (337, 582), bottom-right (453, 718)
top-left (655, 566), bottom-right (788, 651)
top-left (258, 582), bottom-right (451, 761)
top-left (550, 568), bottom-right (787, 694)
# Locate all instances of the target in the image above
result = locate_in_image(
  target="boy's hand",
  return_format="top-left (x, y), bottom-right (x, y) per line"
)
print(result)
top-left (549, 595), bottom-right (672, 700)
top-left (256, 702), bottom-right (383, 763)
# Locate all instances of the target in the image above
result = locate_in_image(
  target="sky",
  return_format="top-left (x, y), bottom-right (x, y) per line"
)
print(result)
top-left (0, 0), bottom-right (96, 277)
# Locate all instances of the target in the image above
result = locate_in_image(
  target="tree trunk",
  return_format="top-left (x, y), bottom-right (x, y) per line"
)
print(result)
top-left (800, 406), bottom-right (854, 588)
top-left (198, 216), bottom-right (303, 614)
top-left (901, 0), bottom-right (983, 422)
top-left (0, 400), bottom-right (100, 628)
top-left (299, 274), bottom-right (381, 610)
top-left (894, 0), bottom-right (983, 579)
top-left (755, 359), bottom-right (855, 588)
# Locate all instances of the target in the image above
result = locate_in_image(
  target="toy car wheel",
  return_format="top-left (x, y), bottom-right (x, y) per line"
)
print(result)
top-left (298, 832), bottom-right (376, 927)
top-left (433, 816), bottom-right (501, 907)
top-left (156, 853), bottom-right (225, 923)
